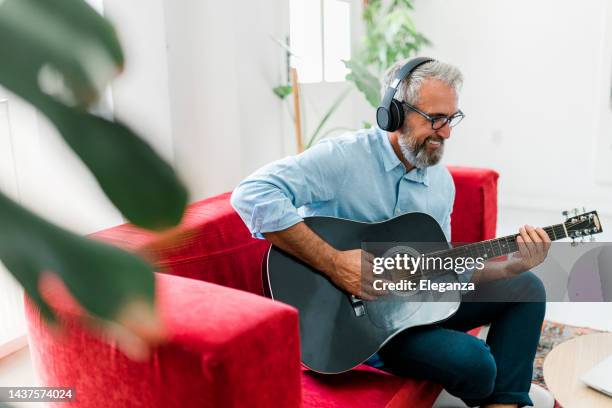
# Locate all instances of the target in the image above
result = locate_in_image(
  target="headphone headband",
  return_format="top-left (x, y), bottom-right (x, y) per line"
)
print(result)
top-left (376, 57), bottom-right (435, 132)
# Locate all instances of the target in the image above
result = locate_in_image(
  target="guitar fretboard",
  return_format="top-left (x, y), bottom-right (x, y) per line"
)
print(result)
top-left (428, 223), bottom-right (567, 261)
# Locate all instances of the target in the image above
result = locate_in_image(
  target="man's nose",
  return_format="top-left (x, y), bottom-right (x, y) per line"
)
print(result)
top-left (436, 122), bottom-right (452, 139)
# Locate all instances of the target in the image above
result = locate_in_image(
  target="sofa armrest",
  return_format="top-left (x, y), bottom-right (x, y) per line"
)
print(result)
top-left (88, 192), bottom-right (270, 295)
top-left (25, 273), bottom-right (301, 408)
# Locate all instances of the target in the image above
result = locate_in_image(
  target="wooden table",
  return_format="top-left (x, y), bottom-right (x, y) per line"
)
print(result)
top-left (544, 333), bottom-right (612, 408)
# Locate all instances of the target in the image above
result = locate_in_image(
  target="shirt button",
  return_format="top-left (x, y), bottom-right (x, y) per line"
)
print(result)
top-left (395, 208), bottom-right (401, 215)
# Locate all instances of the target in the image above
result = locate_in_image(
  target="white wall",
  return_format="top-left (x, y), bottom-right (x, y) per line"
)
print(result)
top-left (103, 0), bottom-right (292, 203)
top-left (103, 0), bottom-right (175, 165)
top-left (162, 0), bottom-right (288, 201)
top-left (408, 0), bottom-right (612, 218)
top-left (595, 0), bottom-right (612, 187)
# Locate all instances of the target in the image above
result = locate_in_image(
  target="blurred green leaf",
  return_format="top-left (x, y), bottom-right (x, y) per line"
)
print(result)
top-left (39, 96), bottom-right (188, 230)
top-left (0, 190), bottom-right (155, 323)
top-left (273, 85), bottom-right (293, 100)
top-left (0, 0), bottom-right (188, 231)
top-left (344, 60), bottom-right (381, 108)
top-left (0, 0), bottom-right (123, 107)
top-left (0, 0), bottom-right (180, 347)
top-left (391, 0), bottom-right (414, 10)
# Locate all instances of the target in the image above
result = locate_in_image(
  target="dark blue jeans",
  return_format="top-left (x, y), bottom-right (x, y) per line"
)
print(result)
top-left (375, 271), bottom-right (546, 407)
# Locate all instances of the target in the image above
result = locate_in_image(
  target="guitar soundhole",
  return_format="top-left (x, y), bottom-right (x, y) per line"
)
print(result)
top-left (366, 245), bottom-right (428, 330)
top-left (379, 246), bottom-right (426, 297)
top-left (365, 245), bottom-right (461, 330)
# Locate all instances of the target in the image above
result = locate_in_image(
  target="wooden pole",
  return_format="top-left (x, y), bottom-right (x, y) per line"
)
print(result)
top-left (290, 67), bottom-right (304, 153)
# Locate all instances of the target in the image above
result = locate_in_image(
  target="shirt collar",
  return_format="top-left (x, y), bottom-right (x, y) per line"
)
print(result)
top-left (378, 128), bottom-right (430, 186)
top-left (405, 166), bottom-right (429, 186)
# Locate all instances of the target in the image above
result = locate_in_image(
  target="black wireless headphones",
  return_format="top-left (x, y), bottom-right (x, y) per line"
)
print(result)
top-left (376, 57), bottom-right (434, 132)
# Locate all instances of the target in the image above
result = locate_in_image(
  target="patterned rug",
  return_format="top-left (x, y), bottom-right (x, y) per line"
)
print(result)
top-left (532, 320), bottom-right (606, 408)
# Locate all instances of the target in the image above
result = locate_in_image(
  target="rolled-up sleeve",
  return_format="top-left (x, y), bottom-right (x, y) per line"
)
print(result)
top-left (230, 140), bottom-right (347, 238)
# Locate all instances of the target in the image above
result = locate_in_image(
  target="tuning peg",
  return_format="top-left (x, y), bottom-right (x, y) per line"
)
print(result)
top-left (571, 238), bottom-right (577, 247)
top-left (582, 206), bottom-right (587, 213)
top-left (590, 235), bottom-right (596, 242)
top-left (573, 208), bottom-right (579, 216)
top-left (562, 210), bottom-right (569, 221)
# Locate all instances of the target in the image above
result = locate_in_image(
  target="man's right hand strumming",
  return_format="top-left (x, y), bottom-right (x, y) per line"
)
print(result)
top-left (264, 222), bottom-right (382, 301)
top-left (330, 249), bottom-right (381, 300)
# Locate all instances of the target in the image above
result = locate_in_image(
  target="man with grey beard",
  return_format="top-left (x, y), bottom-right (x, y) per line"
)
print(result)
top-left (231, 58), bottom-right (552, 408)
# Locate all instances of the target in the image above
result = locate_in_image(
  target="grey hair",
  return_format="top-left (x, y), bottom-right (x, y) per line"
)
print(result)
top-left (380, 58), bottom-right (463, 105)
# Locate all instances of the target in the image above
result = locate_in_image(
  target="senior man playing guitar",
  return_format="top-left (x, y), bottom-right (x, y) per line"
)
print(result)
top-left (232, 58), bottom-right (551, 408)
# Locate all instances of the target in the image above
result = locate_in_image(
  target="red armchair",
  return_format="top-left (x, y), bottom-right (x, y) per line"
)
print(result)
top-left (24, 166), bottom-right (498, 408)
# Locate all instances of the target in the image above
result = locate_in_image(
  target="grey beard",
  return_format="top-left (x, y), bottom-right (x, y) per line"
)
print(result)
top-left (398, 133), bottom-right (445, 169)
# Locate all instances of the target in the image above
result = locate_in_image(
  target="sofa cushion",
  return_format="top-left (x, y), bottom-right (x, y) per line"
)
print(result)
top-left (301, 326), bottom-right (480, 408)
top-left (302, 365), bottom-right (441, 408)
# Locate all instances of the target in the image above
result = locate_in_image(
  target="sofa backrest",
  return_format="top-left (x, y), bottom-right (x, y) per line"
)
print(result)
top-left (447, 166), bottom-right (499, 244)
top-left (91, 167), bottom-right (498, 296)
top-left (91, 192), bottom-right (270, 295)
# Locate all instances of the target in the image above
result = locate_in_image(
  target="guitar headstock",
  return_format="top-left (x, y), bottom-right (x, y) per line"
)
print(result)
top-left (563, 208), bottom-right (603, 244)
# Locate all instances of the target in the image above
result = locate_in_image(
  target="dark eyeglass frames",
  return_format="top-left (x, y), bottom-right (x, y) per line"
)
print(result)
top-left (402, 102), bottom-right (465, 130)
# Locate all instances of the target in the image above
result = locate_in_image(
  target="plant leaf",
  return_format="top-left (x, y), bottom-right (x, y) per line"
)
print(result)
top-left (0, 0), bottom-right (186, 230)
top-left (39, 96), bottom-right (188, 230)
top-left (344, 59), bottom-right (381, 108)
top-left (343, 0), bottom-right (433, 110)
top-left (0, 190), bottom-right (156, 323)
top-left (0, 0), bottom-right (123, 107)
top-left (273, 85), bottom-right (293, 100)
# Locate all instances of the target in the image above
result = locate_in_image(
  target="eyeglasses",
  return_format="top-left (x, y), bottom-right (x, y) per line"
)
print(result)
top-left (402, 102), bottom-right (465, 130)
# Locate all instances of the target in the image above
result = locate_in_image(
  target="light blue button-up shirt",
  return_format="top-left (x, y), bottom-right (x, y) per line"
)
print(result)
top-left (231, 126), bottom-right (455, 241)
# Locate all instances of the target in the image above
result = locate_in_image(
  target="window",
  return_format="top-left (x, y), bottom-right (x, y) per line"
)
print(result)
top-left (289, 0), bottom-right (351, 83)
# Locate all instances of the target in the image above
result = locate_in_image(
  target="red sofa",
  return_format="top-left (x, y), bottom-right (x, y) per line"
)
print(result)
top-left (24, 166), bottom-right (498, 408)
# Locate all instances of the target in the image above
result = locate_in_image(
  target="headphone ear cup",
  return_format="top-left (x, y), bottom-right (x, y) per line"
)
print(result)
top-left (388, 99), bottom-right (404, 132)
top-left (376, 107), bottom-right (392, 131)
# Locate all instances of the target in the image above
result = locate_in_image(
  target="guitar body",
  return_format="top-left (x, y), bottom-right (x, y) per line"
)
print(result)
top-left (264, 213), bottom-right (463, 374)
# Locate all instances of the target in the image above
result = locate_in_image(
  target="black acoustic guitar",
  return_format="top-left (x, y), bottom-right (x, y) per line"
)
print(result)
top-left (263, 210), bottom-right (602, 374)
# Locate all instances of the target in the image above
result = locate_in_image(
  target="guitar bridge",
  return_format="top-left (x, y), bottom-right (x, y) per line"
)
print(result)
top-left (350, 295), bottom-right (366, 317)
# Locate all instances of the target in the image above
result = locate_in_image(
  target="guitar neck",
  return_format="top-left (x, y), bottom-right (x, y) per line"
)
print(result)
top-left (436, 223), bottom-right (568, 261)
